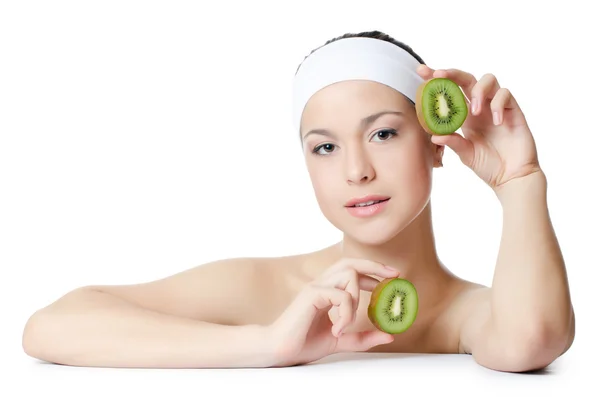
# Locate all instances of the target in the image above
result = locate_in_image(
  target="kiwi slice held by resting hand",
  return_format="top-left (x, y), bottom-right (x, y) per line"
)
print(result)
top-left (416, 77), bottom-right (468, 135)
top-left (368, 277), bottom-right (418, 334)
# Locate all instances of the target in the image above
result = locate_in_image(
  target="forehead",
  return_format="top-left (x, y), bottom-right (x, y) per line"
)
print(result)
top-left (300, 80), bottom-right (412, 134)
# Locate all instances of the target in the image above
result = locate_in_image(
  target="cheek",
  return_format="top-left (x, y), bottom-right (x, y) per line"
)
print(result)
top-left (381, 137), bottom-right (432, 191)
top-left (406, 146), bottom-right (434, 197)
top-left (388, 134), bottom-right (428, 167)
top-left (307, 163), bottom-right (333, 194)
top-left (306, 159), bottom-right (342, 209)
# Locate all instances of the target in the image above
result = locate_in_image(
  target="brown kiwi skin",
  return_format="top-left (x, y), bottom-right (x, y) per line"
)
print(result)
top-left (367, 278), bottom-right (395, 332)
top-left (415, 79), bottom-right (435, 135)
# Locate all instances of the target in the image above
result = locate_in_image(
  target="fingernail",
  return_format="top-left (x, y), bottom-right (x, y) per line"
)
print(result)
top-left (471, 98), bottom-right (477, 114)
top-left (493, 111), bottom-right (500, 125)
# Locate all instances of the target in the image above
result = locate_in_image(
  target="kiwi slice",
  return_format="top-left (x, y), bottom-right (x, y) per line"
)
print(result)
top-left (416, 77), bottom-right (468, 135)
top-left (368, 278), bottom-right (418, 334)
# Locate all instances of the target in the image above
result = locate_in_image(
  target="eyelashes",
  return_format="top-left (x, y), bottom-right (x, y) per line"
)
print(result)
top-left (311, 128), bottom-right (399, 156)
top-left (312, 143), bottom-right (336, 155)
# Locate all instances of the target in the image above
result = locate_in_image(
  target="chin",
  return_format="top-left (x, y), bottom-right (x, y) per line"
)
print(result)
top-left (324, 205), bottom-right (419, 246)
top-left (345, 228), bottom-right (401, 246)
top-left (348, 218), bottom-right (411, 245)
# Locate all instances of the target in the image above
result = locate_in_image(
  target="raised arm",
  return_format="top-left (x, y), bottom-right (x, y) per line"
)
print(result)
top-left (413, 65), bottom-right (575, 372)
top-left (460, 171), bottom-right (574, 372)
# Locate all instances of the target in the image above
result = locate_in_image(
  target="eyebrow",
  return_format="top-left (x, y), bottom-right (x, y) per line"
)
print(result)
top-left (301, 110), bottom-right (404, 141)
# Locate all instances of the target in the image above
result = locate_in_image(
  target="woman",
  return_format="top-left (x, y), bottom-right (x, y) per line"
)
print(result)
top-left (22, 30), bottom-right (575, 372)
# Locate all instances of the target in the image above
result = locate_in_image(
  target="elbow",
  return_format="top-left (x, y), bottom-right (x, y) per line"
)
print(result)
top-left (22, 286), bottom-right (96, 363)
top-left (492, 317), bottom-right (575, 373)
top-left (22, 309), bottom-right (51, 361)
top-left (503, 334), bottom-right (567, 373)
top-left (22, 306), bottom-right (69, 364)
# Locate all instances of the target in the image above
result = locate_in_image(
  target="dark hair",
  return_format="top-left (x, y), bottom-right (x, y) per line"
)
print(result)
top-left (295, 30), bottom-right (425, 75)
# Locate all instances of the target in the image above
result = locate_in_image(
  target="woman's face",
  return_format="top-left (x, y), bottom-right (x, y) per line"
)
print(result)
top-left (300, 80), bottom-right (444, 245)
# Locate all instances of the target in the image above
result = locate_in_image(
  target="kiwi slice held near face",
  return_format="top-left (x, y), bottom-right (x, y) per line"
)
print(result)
top-left (415, 77), bottom-right (468, 136)
top-left (368, 278), bottom-right (418, 334)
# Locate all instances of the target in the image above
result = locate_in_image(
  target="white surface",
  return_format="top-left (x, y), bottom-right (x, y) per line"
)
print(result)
top-left (5, 350), bottom-right (590, 396)
top-left (2, 0), bottom-right (598, 395)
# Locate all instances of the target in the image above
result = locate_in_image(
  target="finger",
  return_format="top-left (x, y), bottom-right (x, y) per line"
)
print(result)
top-left (490, 87), bottom-right (521, 126)
top-left (337, 257), bottom-right (401, 279)
top-left (342, 271), bottom-right (360, 323)
top-left (310, 287), bottom-right (353, 337)
top-left (272, 285), bottom-right (327, 341)
top-left (334, 329), bottom-right (394, 353)
top-left (471, 73), bottom-right (501, 116)
top-left (336, 273), bottom-right (380, 326)
top-left (358, 274), bottom-right (380, 292)
top-left (329, 289), bottom-right (354, 338)
top-left (430, 133), bottom-right (474, 167)
top-left (326, 272), bottom-right (381, 333)
top-left (432, 68), bottom-right (477, 101)
top-left (274, 284), bottom-right (353, 343)
top-left (323, 270), bottom-right (380, 292)
top-left (416, 63), bottom-right (435, 80)
top-left (319, 268), bottom-right (367, 295)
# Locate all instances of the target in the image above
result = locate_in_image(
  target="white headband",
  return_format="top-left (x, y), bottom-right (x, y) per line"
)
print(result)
top-left (292, 37), bottom-right (424, 134)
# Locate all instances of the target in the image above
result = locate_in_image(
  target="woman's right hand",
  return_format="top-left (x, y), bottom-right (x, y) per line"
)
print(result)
top-left (267, 258), bottom-right (401, 367)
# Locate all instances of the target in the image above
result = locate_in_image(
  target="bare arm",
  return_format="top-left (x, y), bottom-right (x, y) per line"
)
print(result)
top-left (460, 171), bottom-right (575, 372)
top-left (22, 258), bottom-right (277, 368)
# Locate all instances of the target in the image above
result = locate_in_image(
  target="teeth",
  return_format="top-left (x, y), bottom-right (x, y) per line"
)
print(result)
top-left (355, 200), bottom-right (380, 207)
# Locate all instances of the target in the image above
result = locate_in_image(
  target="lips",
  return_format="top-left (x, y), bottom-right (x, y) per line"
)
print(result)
top-left (345, 195), bottom-right (391, 207)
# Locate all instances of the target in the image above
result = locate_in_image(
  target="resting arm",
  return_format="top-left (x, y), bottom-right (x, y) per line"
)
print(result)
top-left (460, 171), bottom-right (575, 372)
top-left (22, 258), bottom-right (278, 368)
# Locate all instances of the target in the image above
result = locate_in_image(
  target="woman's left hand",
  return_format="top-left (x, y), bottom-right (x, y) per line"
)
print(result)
top-left (416, 65), bottom-right (542, 193)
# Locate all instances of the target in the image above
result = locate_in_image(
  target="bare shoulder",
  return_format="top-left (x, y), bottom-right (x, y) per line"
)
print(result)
top-left (88, 253), bottom-right (307, 327)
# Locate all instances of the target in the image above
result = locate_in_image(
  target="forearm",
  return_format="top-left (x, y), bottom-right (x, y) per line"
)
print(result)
top-left (22, 288), bottom-right (274, 368)
top-left (491, 170), bottom-right (573, 347)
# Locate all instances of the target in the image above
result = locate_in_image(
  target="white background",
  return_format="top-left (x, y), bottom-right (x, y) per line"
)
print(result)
top-left (1, 0), bottom-right (598, 395)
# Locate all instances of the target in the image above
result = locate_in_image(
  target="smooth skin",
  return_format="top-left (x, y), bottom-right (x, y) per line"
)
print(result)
top-left (22, 64), bottom-right (575, 372)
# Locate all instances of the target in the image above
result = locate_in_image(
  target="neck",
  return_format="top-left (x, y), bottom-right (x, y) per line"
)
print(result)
top-left (339, 201), bottom-right (449, 283)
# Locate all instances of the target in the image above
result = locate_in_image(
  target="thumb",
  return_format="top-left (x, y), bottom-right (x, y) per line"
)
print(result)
top-left (431, 133), bottom-right (473, 166)
top-left (334, 329), bottom-right (394, 353)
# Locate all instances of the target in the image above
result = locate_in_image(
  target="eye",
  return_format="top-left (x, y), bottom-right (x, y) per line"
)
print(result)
top-left (312, 143), bottom-right (337, 155)
top-left (371, 128), bottom-right (398, 142)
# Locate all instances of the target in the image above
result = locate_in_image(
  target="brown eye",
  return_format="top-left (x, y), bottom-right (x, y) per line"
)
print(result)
top-left (371, 129), bottom-right (398, 142)
top-left (313, 143), bottom-right (336, 155)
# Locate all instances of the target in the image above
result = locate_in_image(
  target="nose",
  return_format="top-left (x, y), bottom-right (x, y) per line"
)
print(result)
top-left (345, 145), bottom-right (375, 185)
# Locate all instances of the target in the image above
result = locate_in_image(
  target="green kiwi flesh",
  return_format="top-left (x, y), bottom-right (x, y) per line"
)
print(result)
top-left (416, 77), bottom-right (468, 135)
top-left (368, 278), bottom-right (418, 334)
